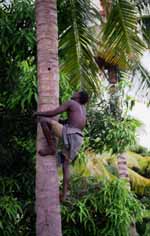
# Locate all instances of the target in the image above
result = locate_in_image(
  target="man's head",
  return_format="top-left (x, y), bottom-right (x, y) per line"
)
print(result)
top-left (71, 91), bottom-right (89, 105)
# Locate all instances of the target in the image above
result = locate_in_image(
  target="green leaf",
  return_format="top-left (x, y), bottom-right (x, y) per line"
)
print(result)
top-left (98, 0), bottom-right (146, 69)
top-left (59, 0), bottom-right (101, 93)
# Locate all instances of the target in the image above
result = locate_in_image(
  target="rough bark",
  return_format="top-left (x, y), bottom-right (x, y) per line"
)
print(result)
top-left (35, 1), bottom-right (62, 236)
top-left (109, 71), bottom-right (137, 236)
top-left (99, 0), bottom-right (112, 18)
top-left (108, 70), bottom-right (130, 183)
top-left (118, 154), bottom-right (130, 183)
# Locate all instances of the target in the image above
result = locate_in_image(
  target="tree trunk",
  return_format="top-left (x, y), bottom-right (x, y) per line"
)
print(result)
top-left (98, 3), bottom-right (137, 235)
top-left (108, 68), bottom-right (130, 183)
top-left (99, 0), bottom-right (112, 18)
top-left (35, 1), bottom-right (62, 236)
top-left (118, 154), bottom-right (130, 184)
top-left (108, 70), bottom-right (137, 236)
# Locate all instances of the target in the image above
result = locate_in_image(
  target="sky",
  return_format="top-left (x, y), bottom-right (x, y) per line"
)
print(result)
top-left (141, 51), bottom-right (150, 71)
top-left (131, 102), bottom-right (150, 149)
top-left (131, 52), bottom-right (150, 149)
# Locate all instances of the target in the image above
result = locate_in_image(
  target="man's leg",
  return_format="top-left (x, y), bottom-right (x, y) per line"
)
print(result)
top-left (39, 117), bottom-right (63, 156)
top-left (60, 149), bottom-right (70, 201)
top-left (60, 157), bottom-right (70, 202)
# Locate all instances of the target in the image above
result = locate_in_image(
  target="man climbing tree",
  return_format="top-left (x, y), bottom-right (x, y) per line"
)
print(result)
top-left (35, 0), bottom-right (62, 235)
top-left (34, 91), bottom-right (89, 201)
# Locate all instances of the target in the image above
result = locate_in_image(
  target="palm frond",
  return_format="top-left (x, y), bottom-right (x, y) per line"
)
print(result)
top-left (99, 0), bottom-right (112, 18)
top-left (135, 0), bottom-right (150, 15)
top-left (98, 0), bottom-right (146, 69)
top-left (86, 152), bottom-right (115, 179)
top-left (135, 0), bottom-right (150, 48)
top-left (59, 0), bottom-right (101, 93)
top-left (129, 168), bottom-right (150, 194)
top-left (77, 150), bottom-right (150, 195)
top-left (131, 63), bottom-right (150, 101)
top-left (140, 15), bottom-right (150, 48)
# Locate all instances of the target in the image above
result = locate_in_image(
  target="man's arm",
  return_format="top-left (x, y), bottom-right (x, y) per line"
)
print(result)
top-left (34, 101), bottom-right (71, 117)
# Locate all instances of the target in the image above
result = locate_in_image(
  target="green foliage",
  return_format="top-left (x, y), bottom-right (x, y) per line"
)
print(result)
top-left (0, 1), bottom-right (149, 235)
top-left (98, 0), bottom-right (150, 101)
top-left (132, 63), bottom-right (150, 102)
top-left (141, 15), bottom-right (150, 48)
top-left (0, 0), bottom-right (35, 61)
top-left (7, 60), bottom-right (37, 110)
top-left (136, 196), bottom-right (150, 236)
top-left (131, 145), bottom-right (150, 157)
top-left (99, 0), bottom-right (146, 69)
top-left (99, 180), bottom-right (143, 236)
top-left (0, 177), bottom-right (20, 195)
top-left (0, 0), bottom-right (36, 110)
top-left (0, 1), bottom-right (36, 235)
top-left (87, 101), bottom-right (141, 154)
top-left (136, 0), bottom-right (150, 48)
top-left (0, 154), bottom-right (36, 235)
top-left (143, 224), bottom-right (150, 236)
top-left (60, 73), bottom-right (74, 103)
top-left (12, 136), bottom-right (35, 155)
top-left (0, 170), bottom-right (35, 235)
top-left (62, 177), bottom-right (144, 236)
top-left (0, 196), bottom-right (22, 236)
top-left (58, 0), bottom-right (100, 92)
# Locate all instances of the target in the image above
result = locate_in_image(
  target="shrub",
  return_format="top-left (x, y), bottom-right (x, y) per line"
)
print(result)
top-left (61, 177), bottom-right (144, 236)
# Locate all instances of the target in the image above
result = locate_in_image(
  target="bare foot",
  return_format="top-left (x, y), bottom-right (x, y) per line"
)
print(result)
top-left (38, 147), bottom-right (56, 156)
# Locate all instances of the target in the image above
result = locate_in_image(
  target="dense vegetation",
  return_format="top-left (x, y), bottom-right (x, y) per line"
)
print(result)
top-left (0, 0), bottom-right (150, 235)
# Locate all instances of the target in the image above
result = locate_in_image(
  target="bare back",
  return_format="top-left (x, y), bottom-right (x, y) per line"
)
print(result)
top-left (67, 100), bottom-right (86, 130)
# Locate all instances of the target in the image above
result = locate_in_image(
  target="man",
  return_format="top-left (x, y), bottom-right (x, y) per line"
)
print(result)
top-left (34, 91), bottom-right (89, 201)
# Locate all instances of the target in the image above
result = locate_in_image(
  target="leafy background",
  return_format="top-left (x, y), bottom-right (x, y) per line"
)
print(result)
top-left (0, 0), bottom-right (150, 235)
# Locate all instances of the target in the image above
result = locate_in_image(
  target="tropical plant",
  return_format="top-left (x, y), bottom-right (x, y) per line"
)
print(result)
top-left (61, 176), bottom-right (144, 236)
top-left (97, 0), bottom-right (150, 98)
top-left (58, 0), bottom-right (101, 93)
top-left (73, 149), bottom-right (150, 195)
top-left (94, 1), bottom-right (150, 194)
top-left (136, 0), bottom-right (150, 48)
top-left (0, 196), bottom-right (22, 236)
top-left (86, 98), bottom-right (141, 154)
top-left (0, 0), bottom-right (36, 110)
top-left (0, 1), bottom-right (36, 235)
top-left (7, 59), bottom-right (37, 110)
top-left (99, 0), bottom-right (146, 68)
top-left (0, 1), bottom-right (150, 235)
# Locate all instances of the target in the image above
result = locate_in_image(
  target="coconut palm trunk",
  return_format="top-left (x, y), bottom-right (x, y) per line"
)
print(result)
top-left (108, 69), bottom-right (138, 236)
top-left (35, 1), bottom-right (62, 236)
top-left (117, 154), bottom-right (129, 181)
top-left (98, 2), bottom-right (144, 234)
top-left (108, 67), bottom-right (130, 182)
top-left (99, 0), bottom-right (130, 183)
top-left (99, 0), bottom-right (112, 18)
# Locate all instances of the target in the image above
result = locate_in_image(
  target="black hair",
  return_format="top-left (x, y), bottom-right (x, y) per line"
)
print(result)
top-left (79, 91), bottom-right (89, 104)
